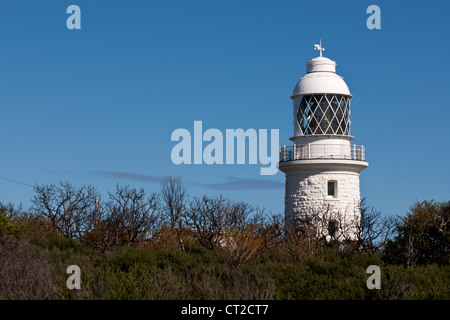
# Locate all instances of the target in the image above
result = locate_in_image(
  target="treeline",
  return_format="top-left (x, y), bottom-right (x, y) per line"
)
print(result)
top-left (0, 177), bottom-right (449, 299)
top-left (1, 177), bottom-right (397, 263)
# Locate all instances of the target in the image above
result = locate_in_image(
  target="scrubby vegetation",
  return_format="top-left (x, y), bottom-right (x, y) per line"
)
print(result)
top-left (0, 177), bottom-right (448, 300)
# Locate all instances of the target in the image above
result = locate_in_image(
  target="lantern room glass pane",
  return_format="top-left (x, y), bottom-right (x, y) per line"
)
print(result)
top-left (297, 94), bottom-right (351, 135)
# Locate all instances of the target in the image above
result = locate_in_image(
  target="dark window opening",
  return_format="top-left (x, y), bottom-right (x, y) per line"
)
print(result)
top-left (328, 181), bottom-right (336, 197)
top-left (328, 220), bottom-right (338, 237)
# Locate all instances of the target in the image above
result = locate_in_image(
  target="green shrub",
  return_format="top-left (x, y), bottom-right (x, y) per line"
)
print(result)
top-left (383, 200), bottom-right (450, 266)
top-left (0, 208), bottom-right (23, 236)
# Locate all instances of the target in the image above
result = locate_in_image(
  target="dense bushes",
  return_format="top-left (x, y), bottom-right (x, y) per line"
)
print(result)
top-left (0, 235), bottom-right (56, 299)
top-left (1, 235), bottom-right (448, 299)
top-left (383, 200), bottom-right (449, 266)
top-left (0, 179), bottom-right (448, 300)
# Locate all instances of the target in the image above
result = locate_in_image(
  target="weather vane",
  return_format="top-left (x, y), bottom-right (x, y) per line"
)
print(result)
top-left (314, 39), bottom-right (325, 57)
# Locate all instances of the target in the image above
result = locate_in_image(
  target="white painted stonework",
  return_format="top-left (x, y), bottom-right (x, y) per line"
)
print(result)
top-left (279, 45), bottom-right (368, 239)
top-left (284, 171), bottom-right (360, 219)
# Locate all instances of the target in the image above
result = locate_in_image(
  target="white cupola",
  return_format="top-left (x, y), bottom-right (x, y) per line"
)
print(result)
top-left (293, 56), bottom-right (350, 96)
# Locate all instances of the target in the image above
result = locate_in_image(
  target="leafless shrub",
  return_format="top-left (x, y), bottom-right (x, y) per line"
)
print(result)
top-left (80, 201), bottom-right (123, 252)
top-left (160, 176), bottom-right (187, 251)
top-left (31, 182), bottom-right (99, 239)
top-left (185, 195), bottom-right (229, 251)
top-left (82, 185), bottom-right (163, 252)
top-left (281, 202), bottom-right (349, 261)
top-left (218, 210), bottom-right (281, 268)
top-left (280, 214), bottom-right (323, 262)
top-left (107, 185), bottom-right (162, 245)
top-left (0, 202), bottom-right (25, 220)
top-left (286, 199), bottom-right (398, 256)
top-left (185, 196), bottom-right (278, 267)
top-left (354, 199), bottom-right (399, 255)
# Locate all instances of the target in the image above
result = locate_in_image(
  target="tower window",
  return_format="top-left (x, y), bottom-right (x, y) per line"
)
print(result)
top-left (328, 220), bottom-right (338, 237)
top-left (327, 180), bottom-right (337, 197)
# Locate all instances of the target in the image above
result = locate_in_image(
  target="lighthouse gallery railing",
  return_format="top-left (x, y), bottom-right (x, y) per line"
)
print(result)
top-left (279, 144), bottom-right (365, 162)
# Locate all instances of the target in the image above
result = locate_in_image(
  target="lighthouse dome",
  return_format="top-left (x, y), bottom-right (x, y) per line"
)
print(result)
top-left (291, 56), bottom-right (351, 98)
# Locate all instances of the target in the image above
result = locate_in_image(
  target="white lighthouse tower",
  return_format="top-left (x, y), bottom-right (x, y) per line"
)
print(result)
top-left (278, 42), bottom-right (368, 239)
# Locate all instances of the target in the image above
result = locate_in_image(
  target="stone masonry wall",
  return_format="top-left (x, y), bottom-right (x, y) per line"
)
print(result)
top-left (284, 171), bottom-right (361, 234)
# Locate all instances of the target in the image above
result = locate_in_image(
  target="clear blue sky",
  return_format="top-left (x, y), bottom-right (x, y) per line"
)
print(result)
top-left (0, 0), bottom-right (449, 218)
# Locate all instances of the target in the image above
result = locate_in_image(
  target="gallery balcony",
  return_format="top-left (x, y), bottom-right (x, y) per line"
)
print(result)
top-left (279, 143), bottom-right (365, 162)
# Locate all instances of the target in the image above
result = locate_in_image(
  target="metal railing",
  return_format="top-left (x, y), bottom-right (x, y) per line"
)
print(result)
top-left (279, 143), bottom-right (365, 162)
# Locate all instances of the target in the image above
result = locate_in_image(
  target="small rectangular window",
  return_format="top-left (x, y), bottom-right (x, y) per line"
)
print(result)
top-left (328, 181), bottom-right (336, 197)
top-left (328, 220), bottom-right (338, 237)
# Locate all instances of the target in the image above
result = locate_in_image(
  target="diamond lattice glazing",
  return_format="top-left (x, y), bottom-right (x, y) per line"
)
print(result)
top-left (296, 94), bottom-right (351, 135)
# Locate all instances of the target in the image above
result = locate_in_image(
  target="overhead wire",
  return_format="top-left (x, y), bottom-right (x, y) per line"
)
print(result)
top-left (0, 176), bottom-right (34, 188)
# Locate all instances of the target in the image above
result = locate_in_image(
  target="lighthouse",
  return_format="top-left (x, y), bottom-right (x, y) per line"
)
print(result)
top-left (278, 42), bottom-right (368, 239)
